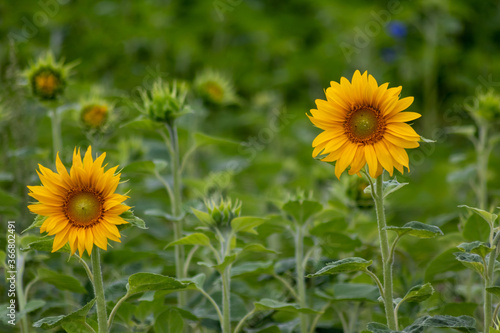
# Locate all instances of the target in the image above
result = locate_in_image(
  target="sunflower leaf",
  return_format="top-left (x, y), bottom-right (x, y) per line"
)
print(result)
top-left (21, 237), bottom-right (71, 253)
top-left (454, 252), bottom-right (485, 275)
top-left (21, 215), bottom-right (47, 234)
top-left (165, 233), bottom-right (211, 248)
top-left (306, 257), bottom-right (372, 278)
top-left (384, 221), bottom-right (444, 239)
top-left (127, 273), bottom-right (192, 295)
top-left (119, 210), bottom-right (147, 230)
top-left (37, 267), bottom-right (87, 294)
top-left (282, 200), bottom-right (323, 224)
top-left (364, 178), bottom-right (408, 199)
top-left (486, 286), bottom-right (500, 298)
top-left (231, 216), bottom-right (266, 234)
top-left (458, 205), bottom-right (498, 227)
top-left (401, 283), bottom-right (434, 303)
top-left (457, 241), bottom-right (494, 259)
top-left (253, 299), bottom-right (320, 314)
top-left (33, 298), bottom-right (96, 329)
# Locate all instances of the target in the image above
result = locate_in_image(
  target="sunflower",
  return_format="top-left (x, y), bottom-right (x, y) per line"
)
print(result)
top-left (308, 70), bottom-right (421, 179)
top-left (28, 146), bottom-right (130, 256)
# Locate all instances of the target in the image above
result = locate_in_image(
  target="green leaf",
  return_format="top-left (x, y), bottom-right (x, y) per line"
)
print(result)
top-left (191, 208), bottom-right (215, 225)
top-left (238, 243), bottom-right (277, 258)
top-left (457, 241), bottom-right (494, 258)
top-left (364, 178), bottom-right (408, 199)
top-left (165, 233), bottom-right (211, 248)
top-left (405, 315), bottom-right (478, 333)
top-left (61, 321), bottom-right (96, 333)
top-left (385, 221), bottom-right (443, 239)
top-left (120, 117), bottom-right (158, 130)
top-left (486, 286), bottom-right (500, 298)
top-left (122, 160), bottom-right (167, 174)
top-left (145, 209), bottom-right (182, 222)
top-left (282, 200), bottom-right (323, 224)
top-left (17, 299), bottom-right (46, 320)
top-left (366, 323), bottom-right (400, 333)
top-left (323, 283), bottom-right (380, 302)
top-left (38, 268), bottom-right (86, 294)
top-left (490, 327), bottom-right (500, 333)
top-left (231, 216), bottom-right (266, 234)
top-left (306, 257), bottom-right (372, 278)
top-left (454, 252), bottom-right (485, 275)
top-left (459, 205), bottom-right (498, 227)
top-left (425, 247), bottom-right (466, 282)
top-left (463, 213), bottom-right (490, 242)
top-left (127, 273), bottom-right (192, 295)
top-left (194, 132), bottom-right (239, 146)
top-left (21, 237), bottom-right (71, 253)
top-left (154, 308), bottom-right (184, 333)
top-left (401, 283), bottom-right (434, 303)
top-left (253, 299), bottom-right (320, 314)
top-left (119, 211), bottom-right (147, 230)
top-left (215, 254), bottom-right (237, 272)
top-left (231, 261), bottom-right (274, 278)
top-left (33, 298), bottom-right (96, 329)
top-left (22, 215), bottom-right (47, 234)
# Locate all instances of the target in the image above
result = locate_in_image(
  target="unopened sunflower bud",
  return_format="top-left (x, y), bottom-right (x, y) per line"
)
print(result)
top-left (24, 52), bottom-right (74, 101)
top-left (81, 104), bottom-right (109, 129)
top-left (138, 79), bottom-right (189, 125)
top-left (466, 89), bottom-right (500, 123)
top-left (194, 69), bottom-right (237, 106)
top-left (206, 198), bottom-right (242, 229)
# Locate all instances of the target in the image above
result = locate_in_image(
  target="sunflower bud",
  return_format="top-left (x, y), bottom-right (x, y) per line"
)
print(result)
top-left (138, 79), bottom-right (189, 125)
top-left (81, 104), bottom-right (110, 129)
top-left (466, 89), bottom-right (500, 123)
top-left (206, 198), bottom-right (242, 230)
top-left (194, 69), bottom-right (236, 106)
top-left (24, 52), bottom-right (73, 101)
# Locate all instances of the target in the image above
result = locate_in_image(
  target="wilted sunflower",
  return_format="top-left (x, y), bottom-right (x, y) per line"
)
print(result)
top-left (308, 70), bottom-right (421, 179)
top-left (28, 147), bottom-right (130, 256)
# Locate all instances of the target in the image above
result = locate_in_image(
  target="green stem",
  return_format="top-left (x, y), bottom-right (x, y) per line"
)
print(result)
top-left (50, 108), bottom-right (62, 159)
top-left (91, 249), bottom-right (108, 333)
top-left (234, 309), bottom-right (256, 333)
top-left (16, 248), bottom-right (29, 333)
top-left (272, 273), bottom-right (300, 300)
top-left (295, 222), bottom-right (308, 333)
top-left (476, 122), bottom-right (489, 210)
top-left (485, 232), bottom-right (500, 330)
top-left (221, 266), bottom-right (231, 333)
top-left (372, 175), bottom-right (397, 330)
top-left (107, 293), bottom-right (130, 329)
top-left (167, 124), bottom-right (186, 307)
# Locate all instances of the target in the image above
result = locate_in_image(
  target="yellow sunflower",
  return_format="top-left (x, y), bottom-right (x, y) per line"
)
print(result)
top-left (308, 70), bottom-right (421, 179)
top-left (28, 146), bottom-right (130, 256)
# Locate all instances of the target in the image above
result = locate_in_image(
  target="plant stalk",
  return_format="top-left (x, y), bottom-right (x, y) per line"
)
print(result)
top-left (372, 175), bottom-right (397, 330)
top-left (91, 248), bottom-right (108, 333)
top-left (295, 222), bottom-right (308, 333)
top-left (50, 108), bottom-right (62, 159)
top-left (476, 122), bottom-right (489, 210)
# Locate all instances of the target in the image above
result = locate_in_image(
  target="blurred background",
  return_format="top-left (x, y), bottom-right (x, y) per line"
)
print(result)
top-left (1, 0), bottom-right (500, 331)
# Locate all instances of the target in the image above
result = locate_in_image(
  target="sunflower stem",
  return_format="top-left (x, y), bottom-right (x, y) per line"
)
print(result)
top-left (372, 175), bottom-right (397, 330)
top-left (91, 248), bottom-right (108, 333)
top-left (49, 108), bottom-right (62, 159)
top-left (295, 221), bottom-right (309, 333)
top-left (485, 232), bottom-right (500, 331)
top-left (220, 231), bottom-right (233, 333)
top-left (476, 121), bottom-right (489, 210)
top-left (166, 124), bottom-right (187, 308)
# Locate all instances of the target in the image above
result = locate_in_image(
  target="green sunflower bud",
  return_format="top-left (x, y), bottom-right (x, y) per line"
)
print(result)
top-left (81, 104), bottom-right (110, 129)
top-left (23, 52), bottom-right (75, 101)
top-left (466, 89), bottom-right (500, 123)
top-left (205, 198), bottom-right (242, 230)
top-left (138, 79), bottom-right (189, 125)
top-left (194, 69), bottom-right (237, 106)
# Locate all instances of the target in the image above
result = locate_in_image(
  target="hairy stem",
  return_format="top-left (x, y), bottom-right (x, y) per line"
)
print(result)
top-left (91, 249), bottom-right (108, 333)
top-left (295, 222), bottom-right (308, 333)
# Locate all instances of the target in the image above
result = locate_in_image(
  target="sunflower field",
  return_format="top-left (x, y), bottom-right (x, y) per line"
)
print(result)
top-left (2, 0), bottom-right (500, 332)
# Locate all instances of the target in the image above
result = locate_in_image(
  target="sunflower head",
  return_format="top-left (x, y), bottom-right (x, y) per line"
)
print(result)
top-left (28, 146), bottom-right (130, 256)
top-left (466, 89), bottom-right (500, 123)
top-left (308, 70), bottom-right (421, 179)
top-left (138, 79), bottom-right (189, 125)
top-left (194, 69), bottom-right (236, 106)
top-left (81, 104), bottom-right (110, 129)
top-left (24, 52), bottom-right (74, 101)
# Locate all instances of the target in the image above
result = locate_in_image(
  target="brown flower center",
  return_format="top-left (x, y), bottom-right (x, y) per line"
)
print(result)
top-left (64, 190), bottom-right (104, 227)
top-left (344, 106), bottom-right (385, 144)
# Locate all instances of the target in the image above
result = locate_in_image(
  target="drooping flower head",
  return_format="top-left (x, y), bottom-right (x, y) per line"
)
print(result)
top-left (28, 147), bottom-right (130, 256)
top-left (308, 70), bottom-right (421, 179)
top-left (24, 52), bottom-right (75, 101)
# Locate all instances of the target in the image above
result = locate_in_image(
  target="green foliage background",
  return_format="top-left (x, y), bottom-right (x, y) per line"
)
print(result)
top-left (1, 0), bottom-right (500, 332)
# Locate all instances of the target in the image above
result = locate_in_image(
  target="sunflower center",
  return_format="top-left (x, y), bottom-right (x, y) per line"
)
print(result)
top-left (345, 106), bottom-right (385, 144)
top-left (66, 191), bottom-right (103, 225)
